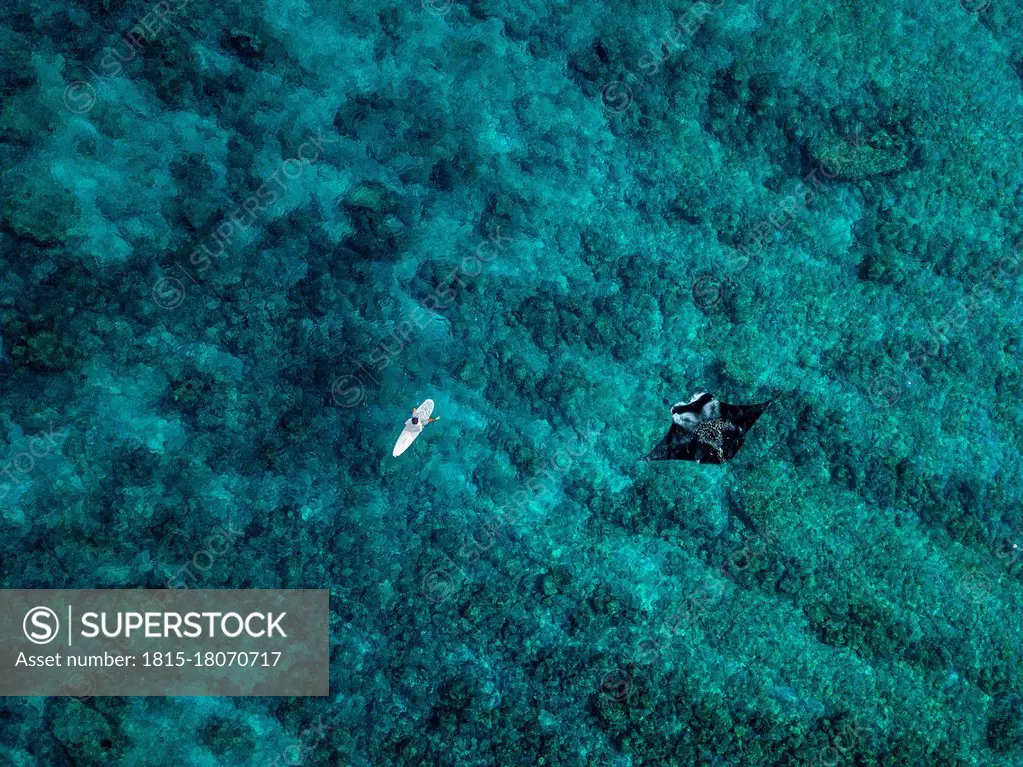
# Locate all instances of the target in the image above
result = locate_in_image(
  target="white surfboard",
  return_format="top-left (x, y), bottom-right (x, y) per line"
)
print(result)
top-left (392, 399), bottom-right (435, 457)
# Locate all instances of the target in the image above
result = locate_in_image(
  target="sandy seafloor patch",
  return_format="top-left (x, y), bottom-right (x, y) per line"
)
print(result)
top-left (1, 0), bottom-right (1023, 763)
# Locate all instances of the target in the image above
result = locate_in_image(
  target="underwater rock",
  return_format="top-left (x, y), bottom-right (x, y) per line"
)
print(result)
top-left (1, 167), bottom-right (80, 247)
top-left (808, 122), bottom-right (913, 181)
top-left (987, 694), bottom-right (1023, 753)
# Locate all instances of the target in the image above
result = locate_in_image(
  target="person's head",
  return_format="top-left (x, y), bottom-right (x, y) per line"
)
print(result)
top-left (411, 417), bottom-right (419, 425)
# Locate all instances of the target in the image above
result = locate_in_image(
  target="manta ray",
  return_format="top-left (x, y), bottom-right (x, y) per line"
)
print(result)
top-left (642, 392), bottom-right (771, 464)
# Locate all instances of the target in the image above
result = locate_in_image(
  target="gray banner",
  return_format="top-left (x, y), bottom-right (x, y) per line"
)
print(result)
top-left (0, 590), bottom-right (328, 696)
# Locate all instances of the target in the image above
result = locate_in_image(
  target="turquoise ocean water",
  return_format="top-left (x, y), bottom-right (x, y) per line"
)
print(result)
top-left (1, 0), bottom-right (1023, 763)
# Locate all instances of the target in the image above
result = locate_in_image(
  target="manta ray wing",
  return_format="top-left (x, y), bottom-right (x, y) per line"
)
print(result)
top-left (719, 400), bottom-right (771, 436)
top-left (642, 421), bottom-right (704, 462)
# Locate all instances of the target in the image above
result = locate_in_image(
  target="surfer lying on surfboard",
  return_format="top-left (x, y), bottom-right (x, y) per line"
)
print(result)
top-left (392, 399), bottom-right (440, 457)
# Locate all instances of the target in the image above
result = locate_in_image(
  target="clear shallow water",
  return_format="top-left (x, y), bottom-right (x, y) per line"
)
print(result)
top-left (1, 0), bottom-right (1023, 764)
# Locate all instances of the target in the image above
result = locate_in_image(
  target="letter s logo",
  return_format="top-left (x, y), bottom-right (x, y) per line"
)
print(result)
top-left (23, 606), bottom-right (60, 644)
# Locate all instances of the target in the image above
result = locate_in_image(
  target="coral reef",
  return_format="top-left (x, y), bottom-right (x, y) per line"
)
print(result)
top-left (1, 0), bottom-right (1022, 764)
